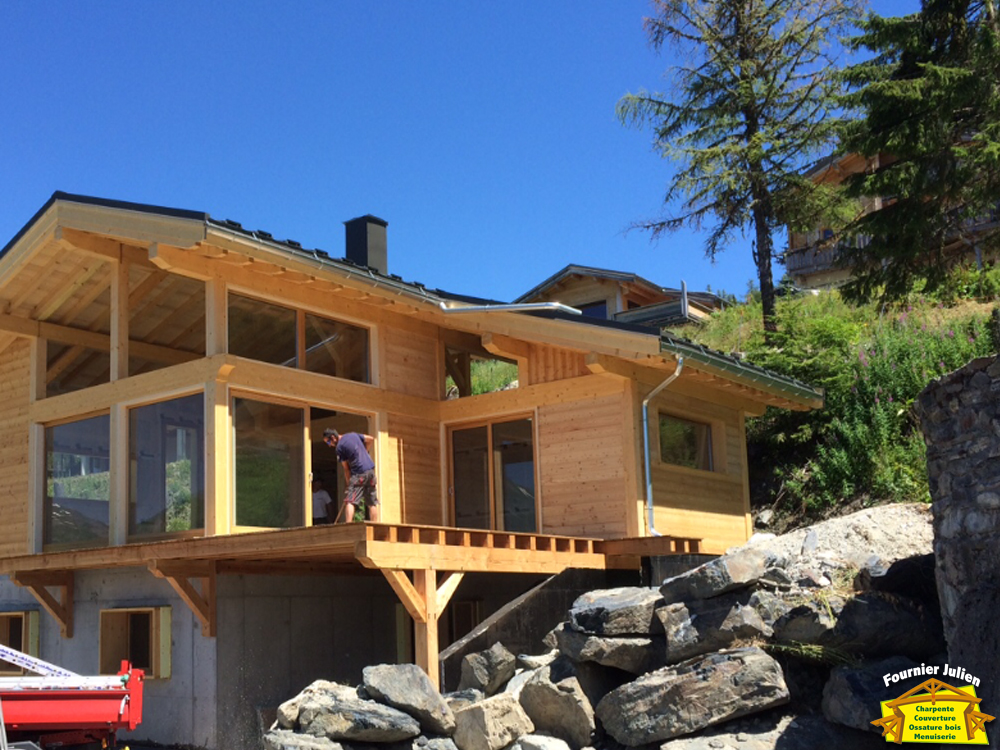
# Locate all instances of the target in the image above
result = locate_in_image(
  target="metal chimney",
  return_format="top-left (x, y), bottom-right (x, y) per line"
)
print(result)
top-left (344, 215), bottom-right (388, 274)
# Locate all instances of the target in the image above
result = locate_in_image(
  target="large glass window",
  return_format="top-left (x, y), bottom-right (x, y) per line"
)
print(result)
top-left (45, 415), bottom-right (111, 547)
top-left (46, 342), bottom-right (111, 398)
top-left (129, 269), bottom-right (206, 376)
top-left (303, 313), bottom-right (369, 382)
top-left (128, 394), bottom-right (205, 537)
top-left (451, 417), bottom-right (535, 532)
top-left (228, 293), bottom-right (297, 367)
top-left (658, 414), bottom-right (713, 471)
top-left (492, 419), bottom-right (536, 532)
top-left (234, 398), bottom-right (304, 528)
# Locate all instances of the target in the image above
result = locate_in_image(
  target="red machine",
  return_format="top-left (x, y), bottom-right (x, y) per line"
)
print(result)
top-left (0, 644), bottom-right (143, 750)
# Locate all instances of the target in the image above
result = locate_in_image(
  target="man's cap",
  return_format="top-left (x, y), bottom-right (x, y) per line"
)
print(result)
top-left (323, 428), bottom-right (340, 440)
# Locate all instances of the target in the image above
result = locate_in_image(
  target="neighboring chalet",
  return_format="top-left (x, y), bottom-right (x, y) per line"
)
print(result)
top-left (785, 152), bottom-right (1000, 289)
top-left (516, 264), bottom-right (725, 329)
top-left (0, 193), bottom-right (822, 748)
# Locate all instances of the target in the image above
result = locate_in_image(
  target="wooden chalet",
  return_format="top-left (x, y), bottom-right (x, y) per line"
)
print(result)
top-left (0, 193), bottom-right (822, 748)
top-left (515, 264), bottom-right (726, 328)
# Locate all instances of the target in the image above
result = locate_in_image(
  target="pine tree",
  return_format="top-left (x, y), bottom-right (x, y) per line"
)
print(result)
top-left (839, 0), bottom-right (1000, 301)
top-left (618, 0), bottom-right (860, 335)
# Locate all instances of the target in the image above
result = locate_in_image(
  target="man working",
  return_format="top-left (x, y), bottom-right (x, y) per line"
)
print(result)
top-left (322, 428), bottom-right (380, 523)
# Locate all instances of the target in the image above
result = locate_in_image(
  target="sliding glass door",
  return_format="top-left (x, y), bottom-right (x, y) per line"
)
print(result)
top-left (450, 417), bottom-right (536, 532)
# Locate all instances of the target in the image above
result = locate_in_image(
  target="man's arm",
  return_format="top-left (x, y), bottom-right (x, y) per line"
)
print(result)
top-left (362, 434), bottom-right (375, 455)
top-left (341, 460), bottom-right (352, 487)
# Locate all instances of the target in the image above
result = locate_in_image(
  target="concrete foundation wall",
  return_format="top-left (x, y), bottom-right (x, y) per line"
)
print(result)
top-left (215, 572), bottom-right (403, 750)
top-left (0, 569), bottom-right (217, 748)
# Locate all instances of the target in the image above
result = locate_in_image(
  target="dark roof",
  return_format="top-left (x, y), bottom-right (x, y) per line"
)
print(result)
top-left (514, 263), bottom-right (724, 307)
top-left (1, 192), bottom-right (821, 406)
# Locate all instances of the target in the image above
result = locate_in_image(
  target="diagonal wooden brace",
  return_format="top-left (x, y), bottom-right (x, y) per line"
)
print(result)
top-left (149, 560), bottom-right (217, 637)
top-left (11, 570), bottom-right (74, 639)
top-left (381, 569), bottom-right (464, 688)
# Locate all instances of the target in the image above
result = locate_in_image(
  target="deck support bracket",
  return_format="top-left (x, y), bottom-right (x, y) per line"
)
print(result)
top-left (149, 561), bottom-right (217, 637)
top-left (11, 570), bottom-right (74, 638)
top-left (380, 569), bottom-right (464, 688)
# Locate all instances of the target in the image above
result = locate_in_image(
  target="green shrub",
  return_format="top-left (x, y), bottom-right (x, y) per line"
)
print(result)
top-left (698, 289), bottom-right (995, 516)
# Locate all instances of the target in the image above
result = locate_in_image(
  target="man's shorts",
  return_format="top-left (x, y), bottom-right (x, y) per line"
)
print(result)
top-left (345, 471), bottom-right (379, 507)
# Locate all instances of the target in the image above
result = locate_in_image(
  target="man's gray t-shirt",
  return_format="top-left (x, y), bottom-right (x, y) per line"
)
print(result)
top-left (336, 433), bottom-right (374, 475)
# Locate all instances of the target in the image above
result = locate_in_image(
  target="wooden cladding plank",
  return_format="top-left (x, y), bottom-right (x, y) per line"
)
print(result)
top-left (537, 390), bottom-right (629, 537)
top-left (383, 413), bottom-right (442, 526)
top-left (382, 328), bottom-right (440, 400)
top-left (652, 506), bottom-right (748, 555)
top-left (0, 340), bottom-right (31, 557)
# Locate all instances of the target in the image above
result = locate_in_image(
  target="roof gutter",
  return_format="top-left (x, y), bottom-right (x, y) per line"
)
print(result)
top-left (642, 357), bottom-right (684, 537)
top-left (438, 301), bottom-right (582, 315)
top-left (660, 337), bottom-right (823, 405)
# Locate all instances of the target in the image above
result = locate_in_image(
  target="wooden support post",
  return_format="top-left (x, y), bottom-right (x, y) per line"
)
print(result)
top-left (205, 363), bottom-right (235, 536)
top-left (150, 561), bottom-right (217, 637)
top-left (12, 571), bottom-right (74, 638)
top-left (110, 255), bottom-right (129, 381)
top-left (381, 569), bottom-right (464, 688)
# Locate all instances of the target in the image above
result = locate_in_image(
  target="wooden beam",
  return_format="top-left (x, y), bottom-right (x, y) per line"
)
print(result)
top-left (0, 313), bottom-right (199, 366)
top-left (481, 332), bottom-right (530, 360)
top-left (381, 569), bottom-right (427, 622)
top-left (55, 227), bottom-right (158, 269)
top-left (356, 539), bottom-right (606, 573)
top-left (413, 570), bottom-right (439, 688)
top-left (149, 561), bottom-right (217, 637)
top-left (11, 571), bottom-right (74, 638)
top-left (111, 259), bottom-right (129, 381)
top-left (436, 571), bottom-right (464, 611)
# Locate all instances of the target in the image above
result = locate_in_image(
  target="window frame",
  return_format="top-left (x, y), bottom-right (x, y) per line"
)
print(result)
top-left (0, 611), bottom-right (39, 675)
top-left (446, 412), bottom-right (540, 532)
top-left (226, 289), bottom-right (373, 385)
top-left (656, 411), bottom-right (717, 473)
top-left (99, 606), bottom-right (171, 679)
top-left (126, 392), bottom-right (207, 542)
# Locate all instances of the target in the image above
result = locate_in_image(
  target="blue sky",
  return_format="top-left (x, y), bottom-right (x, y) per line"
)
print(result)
top-left (1, 1), bottom-right (918, 303)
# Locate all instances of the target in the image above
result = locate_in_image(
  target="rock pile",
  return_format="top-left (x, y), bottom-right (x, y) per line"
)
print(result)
top-left (266, 505), bottom-right (943, 750)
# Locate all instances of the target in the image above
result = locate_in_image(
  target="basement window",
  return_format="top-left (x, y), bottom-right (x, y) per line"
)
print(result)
top-left (658, 413), bottom-right (713, 471)
top-left (0, 612), bottom-right (39, 675)
top-left (99, 607), bottom-right (171, 679)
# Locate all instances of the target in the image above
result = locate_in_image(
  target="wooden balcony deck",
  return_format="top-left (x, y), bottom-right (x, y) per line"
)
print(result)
top-left (0, 523), bottom-right (703, 688)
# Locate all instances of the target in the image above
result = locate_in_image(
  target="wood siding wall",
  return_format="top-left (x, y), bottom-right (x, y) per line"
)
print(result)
top-left (382, 328), bottom-right (440, 400)
top-left (646, 387), bottom-right (750, 553)
top-left (526, 345), bottom-right (588, 385)
top-left (0, 340), bottom-right (30, 557)
top-left (537, 388), bottom-right (629, 538)
top-left (383, 413), bottom-right (442, 525)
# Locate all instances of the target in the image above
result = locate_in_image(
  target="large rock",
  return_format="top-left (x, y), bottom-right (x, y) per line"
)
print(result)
top-left (458, 643), bottom-right (517, 696)
top-left (363, 663), bottom-right (456, 735)
top-left (552, 622), bottom-right (663, 675)
top-left (444, 688), bottom-right (484, 712)
top-left (264, 729), bottom-right (343, 750)
top-left (567, 588), bottom-right (663, 636)
top-left (822, 656), bottom-right (920, 732)
top-left (657, 593), bottom-right (773, 664)
top-left (453, 693), bottom-right (534, 750)
top-left (772, 595), bottom-right (845, 644)
top-left (276, 681), bottom-right (359, 729)
top-left (658, 712), bottom-right (891, 749)
top-left (510, 735), bottom-right (572, 750)
top-left (518, 665), bottom-right (595, 749)
top-left (299, 693), bottom-right (421, 743)
top-left (660, 548), bottom-right (773, 604)
top-left (594, 647), bottom-right (789, 745)
top-left (823, 592), bottom-right (944, 658)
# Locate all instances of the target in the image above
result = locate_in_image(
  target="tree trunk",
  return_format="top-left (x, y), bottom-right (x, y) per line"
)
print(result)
top-left (752, 196), bottom-right (778, 340)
